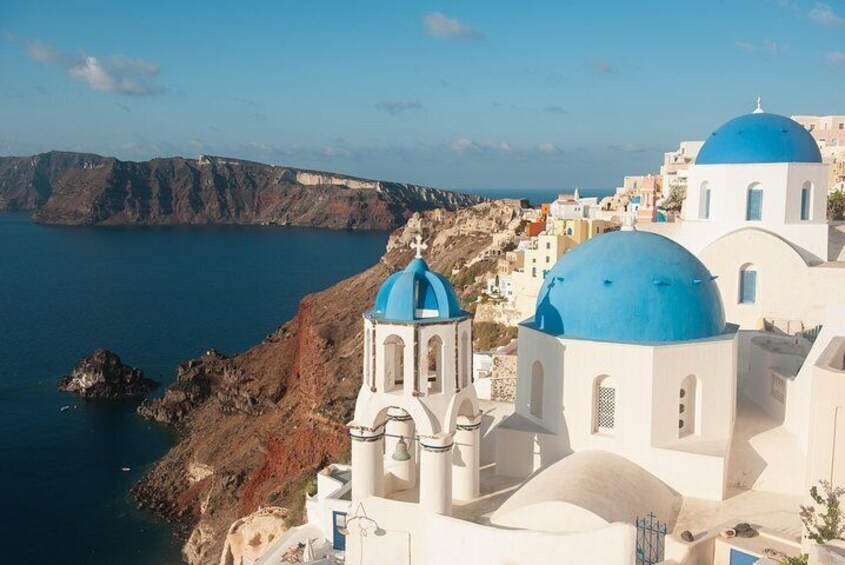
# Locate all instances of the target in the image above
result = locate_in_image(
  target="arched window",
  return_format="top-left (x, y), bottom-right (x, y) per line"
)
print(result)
top-left (461, 331), bottom-right (470, 388)
top-left (699, 181), bottom-right (711, 220)
top-left (426, 335), bottom-right (443, 393)
top-left (530, 361), bottom-right (544, 419)
top-left (746, 183), bottom-right (763, 221)
top-left (800, 181), bottom-right (812, 221)
top-left (739, 264), bottom-right (758, 305)
top-left (679, 375), bottom-right (698, 437)
top-left (383, 335), bottom-right (405, 391)
top-left (594, 375), bottom-right (617, 434)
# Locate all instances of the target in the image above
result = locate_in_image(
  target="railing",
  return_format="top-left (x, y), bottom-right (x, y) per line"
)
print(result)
top-left (636, 513), bottom-right (667, 565)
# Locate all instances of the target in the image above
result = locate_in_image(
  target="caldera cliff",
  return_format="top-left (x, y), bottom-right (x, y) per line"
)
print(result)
top-left (131, 201), bottom-right (522, 563)
top-left (0, 151), bottom-right (485, 230)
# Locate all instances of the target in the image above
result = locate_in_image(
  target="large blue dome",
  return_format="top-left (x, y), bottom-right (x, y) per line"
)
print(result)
top-left (533, 231), bottom-right (726, 343)
top-left (371, 258), bottom-right (465, 322)
top-left (696, 112), bottom-right (822, 165)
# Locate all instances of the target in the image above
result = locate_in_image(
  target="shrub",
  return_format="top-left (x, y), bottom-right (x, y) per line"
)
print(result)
top-left (800, 480), bottom-right (845, 544)
top-left (829, 190), bottom-right (845, 221)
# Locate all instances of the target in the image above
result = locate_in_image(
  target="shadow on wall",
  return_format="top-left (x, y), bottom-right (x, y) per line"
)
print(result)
top-left (828, 223), bottom-right (845, 262)
top-left (724, 395), bottom-right (777, 492)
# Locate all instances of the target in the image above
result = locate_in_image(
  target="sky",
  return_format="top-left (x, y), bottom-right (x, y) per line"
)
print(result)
top-left (1, 0), bottom-right (844, 190)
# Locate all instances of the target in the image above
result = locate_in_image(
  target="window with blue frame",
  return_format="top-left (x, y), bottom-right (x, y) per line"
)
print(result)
top-left (739, 267), bottom-right (757, 304)
top-left (700, 182), bottom-right (711, 220)
top-left (746, 185), bottom-right (763, 221)
top-left (800, 182), bottom-right (811, 221)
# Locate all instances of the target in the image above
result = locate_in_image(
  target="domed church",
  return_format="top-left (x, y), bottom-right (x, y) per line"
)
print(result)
top-left (496, 229), bottom-right (738, 501)
top-left (295, 105), bottom-right (845, 565)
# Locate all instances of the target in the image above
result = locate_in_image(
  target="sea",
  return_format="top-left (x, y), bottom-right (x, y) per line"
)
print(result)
top-left (0, 186), bottom-right (612, 564)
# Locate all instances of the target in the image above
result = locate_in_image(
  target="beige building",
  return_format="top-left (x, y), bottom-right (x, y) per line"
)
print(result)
top-left (510, 220), bottom-right (614, 320)
top-left (660, 140), bottom-right (703, 202)
top-left (792, 115), bottom-right (845, 190)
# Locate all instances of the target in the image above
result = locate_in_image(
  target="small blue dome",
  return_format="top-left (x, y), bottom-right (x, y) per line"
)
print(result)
top-left (697, 113), bottom-right (822, 165)
top-left (533, 231), bottom-right (725, 343)
top-left (372, 258), bottom-right (465, 322)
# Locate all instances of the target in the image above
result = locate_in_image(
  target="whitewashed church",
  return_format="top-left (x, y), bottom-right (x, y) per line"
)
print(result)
top-left (262, 105), bottom-right (845, 565)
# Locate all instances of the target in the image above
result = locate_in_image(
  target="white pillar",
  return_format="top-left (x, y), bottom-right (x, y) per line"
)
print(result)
top-left (385, 408), bottom-right (416, 492)
top-left (419, 433), bottom-right (454, 515)
top-left (350, 426), bottom-right (384, 501)
top-left (452, 414), bottom-right (481, 500)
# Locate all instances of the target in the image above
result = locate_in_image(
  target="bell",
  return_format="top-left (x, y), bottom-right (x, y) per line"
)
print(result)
top-left (392, 435), bottom-right (411, 461)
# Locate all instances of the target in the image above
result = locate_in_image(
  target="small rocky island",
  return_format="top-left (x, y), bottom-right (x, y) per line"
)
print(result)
top-left (58, 348), bottom-right (159, 399)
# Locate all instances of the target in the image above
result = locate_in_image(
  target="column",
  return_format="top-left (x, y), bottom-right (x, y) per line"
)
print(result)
top-left (452, 414), bottom-right (481, 500)
top-left (385, 407), bottom-right (416, 492)
top-left (350, 426), bottom-right (384, 501)
top-left (419, 433), bottom-right (454, 515)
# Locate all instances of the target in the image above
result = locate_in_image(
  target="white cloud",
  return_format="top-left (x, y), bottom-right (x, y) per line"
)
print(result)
top-left (448, 138), bottom-right (513, 155)
top-left (375, 100), bottom-right (424, 115)
top-left (423, 12), bottom-right (484, 41)
top-left (734, 40), bottom-right (781, 55)
top-left (537, 142), bottom-right (560, 155)
top-left (827, 51), bottom-right (845, 66)
top-left (4, 33), bottom-right (162, 95)
top-left (809, 3), bottom-right (845, 27)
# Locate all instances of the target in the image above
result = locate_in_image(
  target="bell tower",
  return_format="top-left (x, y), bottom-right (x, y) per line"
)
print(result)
top-left (348, 230), bottom-right (480, 515)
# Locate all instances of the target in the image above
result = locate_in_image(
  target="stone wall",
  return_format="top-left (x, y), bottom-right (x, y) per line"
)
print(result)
top-left (490, 353), bottom-right (518, 402)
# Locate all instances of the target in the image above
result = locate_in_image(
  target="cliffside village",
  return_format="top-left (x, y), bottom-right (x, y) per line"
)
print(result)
top-left (218, 110), bottom-right (845, 565)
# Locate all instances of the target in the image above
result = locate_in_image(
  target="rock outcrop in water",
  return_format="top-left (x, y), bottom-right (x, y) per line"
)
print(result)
top-left (131, 201), bottom-right (522, 564)
top-left (58, 348), bottom-right (159, 399)
top-left (0, 151), bottom-right (485, 229)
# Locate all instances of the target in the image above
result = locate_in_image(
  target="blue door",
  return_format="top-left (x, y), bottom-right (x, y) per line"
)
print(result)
top-left (730, 548), bottom-right (760, 565)
top-left (332, 511), bottom-right (347, 551)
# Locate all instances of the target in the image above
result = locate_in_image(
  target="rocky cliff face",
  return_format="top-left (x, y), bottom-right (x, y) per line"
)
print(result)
top-left (0, 152), bottom-right (485, 229)
top-left (131, 201), bottom-right (521, 564)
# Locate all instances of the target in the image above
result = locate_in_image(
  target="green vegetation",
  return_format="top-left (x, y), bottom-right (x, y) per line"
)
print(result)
top-left (801, 480), bottom-right (845, 544)
top-left (779, 480), bottom-right (845, 564)
top-left (285, 473), bottom-right (319, 525)
top-left (829, 190), bottom-right (845, 221)
top-left (473, 321), bottom-right (518, 350)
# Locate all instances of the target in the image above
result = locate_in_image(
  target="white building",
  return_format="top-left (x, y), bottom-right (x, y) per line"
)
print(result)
top-left (287, 105), bottom-right (845, 565)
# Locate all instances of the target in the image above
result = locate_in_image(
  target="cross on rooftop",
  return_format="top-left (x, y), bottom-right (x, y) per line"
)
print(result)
top-left (753, 96), bottom-right (764, 114)
top-left (411, 234), bottom-right (428, 258)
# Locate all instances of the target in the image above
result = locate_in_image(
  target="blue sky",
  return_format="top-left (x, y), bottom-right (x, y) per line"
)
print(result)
top-left (1, 0), bottom-right (844, 190)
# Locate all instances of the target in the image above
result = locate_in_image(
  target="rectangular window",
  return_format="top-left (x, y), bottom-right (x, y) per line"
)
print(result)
top-left (800, 187), bottom-right (810, 221)
top-left (545, 242), bottom-right (550, 249)
top-left (702, 189), bottom-right (711, 219)
top-left (740, 270), bottom-right (757, 304)
top-left (771, 373), bottom-right (786, 403)
top-left (597, 386), bottom-right (616, 430)
top-left (531, 267), bottom-right (536, 277)
top-left (746, 188), bottom-right (763, 221)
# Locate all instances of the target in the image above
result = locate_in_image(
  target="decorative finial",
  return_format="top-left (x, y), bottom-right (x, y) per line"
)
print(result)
top-left (753, 96), bottom-right (764, 114)
top-left (411, 234), bottom-right (428, 258)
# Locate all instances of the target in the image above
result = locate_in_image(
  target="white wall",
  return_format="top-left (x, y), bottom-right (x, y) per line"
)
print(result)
top-left (499, 325), bottom-right (737, 499)
top-left (684, 162), bottom-right (829, 262)
top-left (344, 496), bottom-right (637, 565)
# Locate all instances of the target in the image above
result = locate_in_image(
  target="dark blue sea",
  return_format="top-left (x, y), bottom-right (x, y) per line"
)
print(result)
top-left (0, 213), bottom-right (388, 564)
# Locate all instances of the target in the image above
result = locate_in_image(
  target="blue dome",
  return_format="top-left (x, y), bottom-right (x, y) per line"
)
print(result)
top-left (696, 113), bottom-right (822, 165)
top-left (372, 258), bottom-right (465, 322)
top-left (533, 231), bottom-right (725, 343)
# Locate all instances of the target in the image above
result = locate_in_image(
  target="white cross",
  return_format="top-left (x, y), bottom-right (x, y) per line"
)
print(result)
top-left (411, 234), bottom-right (428, 258)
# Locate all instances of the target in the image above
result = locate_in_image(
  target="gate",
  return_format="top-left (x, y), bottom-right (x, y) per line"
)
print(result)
top-left (636, 513), bottom-right (668, 565)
